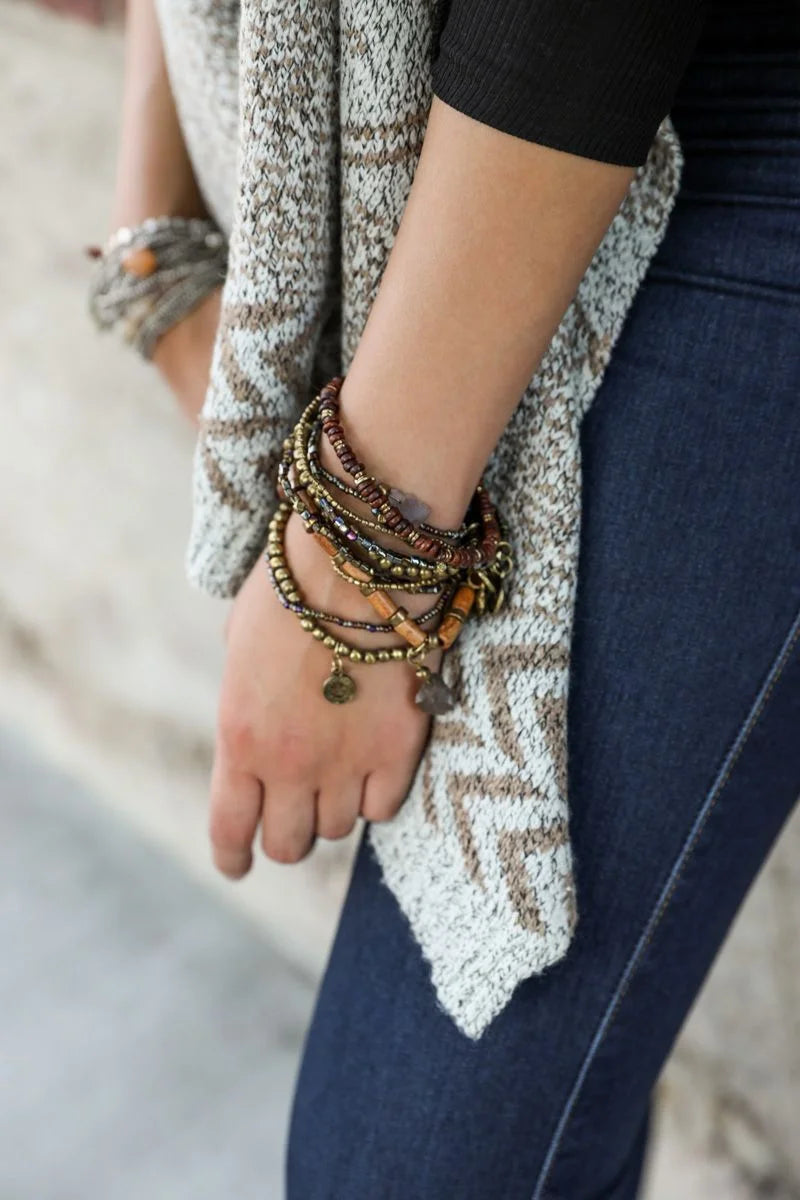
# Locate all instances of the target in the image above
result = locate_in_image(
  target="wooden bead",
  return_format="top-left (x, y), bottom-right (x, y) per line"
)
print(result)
top-left (310, 529), bottom-right (338, 558)
top-left (449, 584), bottom-right (476, 621)
top-left (121, 247), bottom-right (158, 277)
top-left (340, 559), bottom-right (372, 584)
top-left (392, 616), bottom-right (427, 649)
top-left (365, 589), bottom-right (398, 621)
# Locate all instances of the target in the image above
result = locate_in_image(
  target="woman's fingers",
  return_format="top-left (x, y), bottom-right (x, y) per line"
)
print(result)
top-left (361, 768), bottom-right (410, 825)
top-left (261, 787), bottom-right (317, 863)
top-left (208, 754), bottom-right (263, 879)
top-left (316, 776), bottom-right (365, 841)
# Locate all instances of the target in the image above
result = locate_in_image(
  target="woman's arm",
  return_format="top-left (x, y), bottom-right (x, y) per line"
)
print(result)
top-left (331, 97), bottom-right (634, 529)
top-left (112, 0), bottom-right (205, 227)
top-left (111, 0), bottom-right (221, 421)
top-left (209, 97), bottom-right (635, 876)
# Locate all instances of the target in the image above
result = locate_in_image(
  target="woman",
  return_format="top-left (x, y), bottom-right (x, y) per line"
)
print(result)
top-left (96, 0), bottom-right (800, 1194)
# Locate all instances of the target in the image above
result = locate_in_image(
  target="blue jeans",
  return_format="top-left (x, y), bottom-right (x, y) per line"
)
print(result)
top-left (287, 39), bottom-right (800, 1200)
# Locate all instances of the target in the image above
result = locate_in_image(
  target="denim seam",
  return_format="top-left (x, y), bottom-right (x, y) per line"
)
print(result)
top-left (647, 266), bottom-right (800, 306)
top-left (676, 190), bottom-right (800, 209)
top-left (531, 600), bottom-right (800, 1200)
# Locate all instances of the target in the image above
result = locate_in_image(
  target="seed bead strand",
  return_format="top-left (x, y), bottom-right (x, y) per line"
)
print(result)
top-left (283, 397), bottom-right (468, 580)
top-left (266, 502), bottom-right (464, 708)
top-left (278, 452), bottom-right (454, 593)
top-left (265, 551), bottom-right (452, 632)
top-left (316, 378), bottom-right (502, 568)
top-left (300, 419), bottom-right (479, 546)
top-left (288, 408), bottom-right (463, 581)
top-left (303, 423), bottom-right (475, 542)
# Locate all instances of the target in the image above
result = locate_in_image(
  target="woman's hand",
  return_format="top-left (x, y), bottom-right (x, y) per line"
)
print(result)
top-left (208, 508), bottom-right (438, 877)
top-left (151, 286), bottom-right (222, 424)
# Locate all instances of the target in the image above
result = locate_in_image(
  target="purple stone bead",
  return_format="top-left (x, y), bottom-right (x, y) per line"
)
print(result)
top-left (388, 486), bottom-right (431, 526)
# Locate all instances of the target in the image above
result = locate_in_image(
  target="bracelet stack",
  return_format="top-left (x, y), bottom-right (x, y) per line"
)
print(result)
top-left (87, 216), bottom-right (227, 359)
top-left (268, 375), bottom-right (513, 714)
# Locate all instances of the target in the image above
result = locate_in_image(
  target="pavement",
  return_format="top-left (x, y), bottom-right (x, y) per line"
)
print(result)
top-left (0, 726), bottom-right (313, 1200)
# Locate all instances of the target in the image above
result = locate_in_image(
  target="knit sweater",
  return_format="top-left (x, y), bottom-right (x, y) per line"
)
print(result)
top-left (157, 0), bottom-right (683, 1038)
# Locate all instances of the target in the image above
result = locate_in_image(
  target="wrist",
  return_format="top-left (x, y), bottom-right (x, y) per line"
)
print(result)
top-left (316, 415), bottom-right (468, 557)
top-left (334, 372), bottom-right (477, 531)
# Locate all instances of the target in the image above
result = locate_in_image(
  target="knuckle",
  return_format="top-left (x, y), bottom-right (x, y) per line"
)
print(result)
top-left (217, 711), bottom-right (256, 763)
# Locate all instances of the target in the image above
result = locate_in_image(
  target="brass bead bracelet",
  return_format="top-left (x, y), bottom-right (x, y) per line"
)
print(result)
top-left (266, 547), bottom-right (452, 632)
top-left (266, 377), bottom-right (515, 712)
top-left (281, 408), bottom-right (514, 621)
top-left (266, 502), bottom-right (462, 711)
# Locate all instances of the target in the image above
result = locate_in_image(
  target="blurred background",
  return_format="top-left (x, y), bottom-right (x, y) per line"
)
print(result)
top-left (2, 1), bottom-right (799, 1197)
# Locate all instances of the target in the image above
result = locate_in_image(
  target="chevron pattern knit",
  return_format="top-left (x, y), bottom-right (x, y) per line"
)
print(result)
top-left (158, 0), bottom-right (683, 1038)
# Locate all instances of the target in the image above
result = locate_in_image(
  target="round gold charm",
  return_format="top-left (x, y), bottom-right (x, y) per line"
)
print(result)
top-left (322, 669), bottom-right (356, 704)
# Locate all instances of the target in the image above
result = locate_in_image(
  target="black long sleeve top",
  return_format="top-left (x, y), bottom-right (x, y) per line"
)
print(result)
top-left (431, 0), bottom-right (800, 166)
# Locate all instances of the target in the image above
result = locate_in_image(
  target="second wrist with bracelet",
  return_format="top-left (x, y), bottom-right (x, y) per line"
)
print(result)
top-left (87, 215), bottom-right (227, 359)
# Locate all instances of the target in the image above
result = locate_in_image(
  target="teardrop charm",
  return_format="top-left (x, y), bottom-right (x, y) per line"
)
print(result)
top-left (414, 666), bottom-right (456, 715)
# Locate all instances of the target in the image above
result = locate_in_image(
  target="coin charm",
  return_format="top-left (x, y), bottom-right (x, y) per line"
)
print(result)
top-left (322, 656), bottom-right (357, 704)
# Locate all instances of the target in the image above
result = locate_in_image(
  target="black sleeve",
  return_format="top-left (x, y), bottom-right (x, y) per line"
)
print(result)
top-left (431, 0), bottom-right (711, 166)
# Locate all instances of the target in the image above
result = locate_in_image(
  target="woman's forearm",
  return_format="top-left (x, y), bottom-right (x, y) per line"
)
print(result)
top-left (111, 0), bottom-right (206, 229)
top-left (108, 0), bottom-right (220, 423)
top-left (336, 97), bottom-right (635, 527)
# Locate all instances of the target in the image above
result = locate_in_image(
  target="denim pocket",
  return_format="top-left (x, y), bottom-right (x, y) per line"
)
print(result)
top-left (649, 189), bottom-right (800, 303)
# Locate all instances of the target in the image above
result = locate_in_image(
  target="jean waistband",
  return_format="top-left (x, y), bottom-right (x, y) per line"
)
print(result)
top-left (669, 47), bottom-right (800, 200)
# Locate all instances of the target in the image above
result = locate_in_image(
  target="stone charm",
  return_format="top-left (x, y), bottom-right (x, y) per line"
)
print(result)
top-left (388, 486), bottom-right (431, 526)
top-left (414, 669), bottom-right (456, 715)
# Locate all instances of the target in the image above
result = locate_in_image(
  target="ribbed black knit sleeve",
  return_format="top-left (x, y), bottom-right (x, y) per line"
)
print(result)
top-left (431, 0), bottom-right (711, 166)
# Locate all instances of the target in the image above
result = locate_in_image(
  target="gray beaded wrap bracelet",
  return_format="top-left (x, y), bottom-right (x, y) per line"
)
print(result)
top-left (87, 216), bottom-right (227, 360)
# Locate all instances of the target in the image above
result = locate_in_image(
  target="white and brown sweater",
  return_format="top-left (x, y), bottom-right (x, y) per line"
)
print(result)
top-left (156, 0), bottom-right (684, 1038)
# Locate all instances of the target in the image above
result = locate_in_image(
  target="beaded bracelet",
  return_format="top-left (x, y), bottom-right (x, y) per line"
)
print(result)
top-left (87, 216), bottom-right (227, 359)
top-left (284, 391), bottom-right (498, 574)
top-left (301, 419), bottom-right (477, 548)
top-left (286, 443), bottom-right (512, 613)
top-left (303, 420), bottom-right (473, 543)
top-left (317, 377), bottom-right (502, 568)
top-left (266, 502), bottom-right (463, 711)
top-left (286, 403), bottom-right (465, 577)
top-left (278, 443), bottom-right (454, 591)
top-left (266, 553), bottom-right (452, 631)
top-left (265, 375), bottom-right (514, 713)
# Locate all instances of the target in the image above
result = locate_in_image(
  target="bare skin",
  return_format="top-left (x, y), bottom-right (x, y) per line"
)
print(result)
top-left (115, 2), bottom-right (636, 876)
top-left (112, 0), bottom-right (219, 423)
